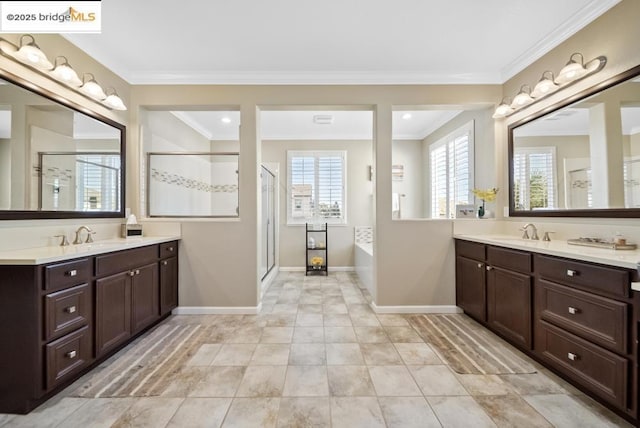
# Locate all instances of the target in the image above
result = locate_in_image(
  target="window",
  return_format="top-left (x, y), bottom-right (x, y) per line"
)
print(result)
top-left (513, 147), bottom-right (557, 210)
top-left (287, 150), bottom-right (346, 224)
top-left (75, 154), bottom-right (120, 211)
top-left (429, 121), bottom-right (474, 218)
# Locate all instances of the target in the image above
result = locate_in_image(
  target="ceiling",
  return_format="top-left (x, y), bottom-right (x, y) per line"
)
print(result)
top-left (169, 109), bottom-right (467, 140)
top-left (64, 0), bottom-right (620, 84)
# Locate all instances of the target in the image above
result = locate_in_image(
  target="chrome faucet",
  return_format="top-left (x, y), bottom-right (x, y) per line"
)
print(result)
top-left (521, 223), bottom-right (539, 240)
top-left (73, 226), bottom-right (95, 244)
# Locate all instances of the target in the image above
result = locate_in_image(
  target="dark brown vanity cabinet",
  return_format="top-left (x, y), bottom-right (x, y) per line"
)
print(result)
top-left (535, 254), bottom-right (634, 414)
top-left (455, 240), bottom-right (486, 322)
top-left (0, 240), bottom-right (179, 414)
top-left (159, 242), bottom-right (178, 316)
top-left (455, 239), bottom-right (639, 423)
top-left (486, 246), bottom-right (532, 349)
top-left (455, 240), bottom-right (532, 348)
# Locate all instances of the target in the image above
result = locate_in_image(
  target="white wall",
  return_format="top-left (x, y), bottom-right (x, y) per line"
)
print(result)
top-left (262, 139), bottom-right (373, 268)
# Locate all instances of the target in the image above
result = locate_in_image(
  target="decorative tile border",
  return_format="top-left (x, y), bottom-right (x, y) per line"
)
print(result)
top-left (150, 167), bottom-right (238, 193)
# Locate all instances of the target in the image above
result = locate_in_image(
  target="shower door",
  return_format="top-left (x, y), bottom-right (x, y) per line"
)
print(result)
top-left (261, 166), bottom-right (276, 279)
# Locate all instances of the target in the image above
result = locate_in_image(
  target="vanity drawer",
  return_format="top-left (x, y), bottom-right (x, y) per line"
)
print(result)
top-left (95, 245), bottom-right (158, 277)
top-left (455, 240), bottom-right (485, 261)
top-left (44, 258), bottom-right (91, 292)
top-left (45, 326), bottom-right (91, 390)
top-left (537, 321), bottom-right (628, 410)
top-left (159, 241), bottom-right (178, 259)
top-left (488, 245), bottom-right (532, 274)
top-left (44, 283), bottom-right (91, 341)
top-left (535, 255), bottom-right (629, 299)
top-left (538, 280), bottom-right (628, 354)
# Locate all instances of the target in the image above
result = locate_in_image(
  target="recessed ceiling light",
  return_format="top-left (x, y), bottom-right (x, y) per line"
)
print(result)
top-left (221, 117), bottom-right (231, 124)
top-left (402, 113), bottom-right (412, 120)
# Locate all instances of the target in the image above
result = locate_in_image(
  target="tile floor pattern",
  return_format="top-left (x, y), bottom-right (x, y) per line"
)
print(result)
top-left (0, 271), bottom-right (633, 427)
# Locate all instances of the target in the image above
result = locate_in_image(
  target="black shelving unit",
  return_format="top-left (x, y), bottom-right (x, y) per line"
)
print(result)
top-left (306, 223), bottom-right (328, 276)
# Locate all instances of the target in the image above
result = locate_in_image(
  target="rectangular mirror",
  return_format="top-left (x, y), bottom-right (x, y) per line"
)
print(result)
top-left (0, 71), bottom-right (125, 220)
top-left (509, 64), bottom-right (640, 217)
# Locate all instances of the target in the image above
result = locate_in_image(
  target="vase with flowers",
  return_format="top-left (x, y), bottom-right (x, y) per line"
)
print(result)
top-left (472, 187), bottom-right (499, 218)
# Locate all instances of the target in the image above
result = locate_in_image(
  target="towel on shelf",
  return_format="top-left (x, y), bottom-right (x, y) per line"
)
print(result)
top-left (392, 193), bottom-right (400, 212)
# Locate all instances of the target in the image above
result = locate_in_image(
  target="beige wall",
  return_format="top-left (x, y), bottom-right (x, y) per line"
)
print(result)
top-left (500, 0), bottom-right (640, 229)
top-left (262, 139), bottom-right (373, 268)
top-left (0, 34), bottom-right (130, 252)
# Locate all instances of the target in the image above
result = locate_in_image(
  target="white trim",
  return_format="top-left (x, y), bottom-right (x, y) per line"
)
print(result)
top-left (500, 0), bottom-right (621, 81)
top-left (279, 266), bottom-right (355, 272)
top-left (261, 266), bottom-right (279, 297)
top-left (124, 70), bottom-right (502, 85)
top-left (370, 302), bottom-right (463, 314)
top-left (173, 304), bottom-right (262, 315)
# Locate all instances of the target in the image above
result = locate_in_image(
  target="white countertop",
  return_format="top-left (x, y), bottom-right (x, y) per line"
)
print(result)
top-left (454, 234), bottom-right (640, 270)
top-left (0, 236), bottom-right (180, 265)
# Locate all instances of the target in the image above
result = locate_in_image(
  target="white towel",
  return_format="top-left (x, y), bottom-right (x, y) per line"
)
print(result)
top-left (392, 193), bottom-right (400, 212)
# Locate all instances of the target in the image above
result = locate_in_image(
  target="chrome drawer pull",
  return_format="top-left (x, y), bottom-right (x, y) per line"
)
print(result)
top-left (477, 263), bottom-right (483, 269)
top-left (66, 269), bottom-right (77, 277)
top-left (65, 306), bottom-right (77, 314)
top-left (168, 247), bottom-right (174, 252)
top-left (566, 269), bottom-right (578, 277)
top-left (135, 269), bottom-right (140, 275)
top-left (66, 350), bottom-right (77, 359)
top-left (568, 306), bottom-right (579, 315)
top-left (162, 261), bottom-right (168, 266)
top-left (567, 352), bottom-right (579, 361)
top-left (129, 271), bottom-right (135, 277)
top-left (486, 266), bottom-right (493, 271)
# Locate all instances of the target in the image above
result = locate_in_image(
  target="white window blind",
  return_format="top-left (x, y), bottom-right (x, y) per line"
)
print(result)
top-left (513, 147), bottom-right (557, 210)
top-left (429, 121), bottom-right (474, 218)
top-left (75, 154), bottom-right (120, 211)
top-left (288, 150), bottom-right (346, 224)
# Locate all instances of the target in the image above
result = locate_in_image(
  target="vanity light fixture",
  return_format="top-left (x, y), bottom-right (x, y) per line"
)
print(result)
top-left (531, 70), bottom-right (559, 99)
top-left (510, 85), bottom-right (534, 109)
top-left (493, 52), bottom-right (606, 119)
top-left (49, 56), bottom-right (82, 87)
top-left (10, 35), bottom-right (53, 70)
top-left (102, 88), bottom-right (127, 111)
top-left (0, 34), bottom-right (127, 111)
top-left (556, 53), bottom-right (588, 85)
top-left (492, 98), bottom-right (514, 119)
top-left (79, 73), bottom-right (107, 101)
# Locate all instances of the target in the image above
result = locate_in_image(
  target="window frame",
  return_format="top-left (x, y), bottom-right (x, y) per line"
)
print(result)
top-left (287, 150), bottom-right (347, 225)
top-left (512, 146), bottom-right (558, 211)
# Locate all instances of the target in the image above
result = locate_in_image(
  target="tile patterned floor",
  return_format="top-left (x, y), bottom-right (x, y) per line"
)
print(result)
top-left (0, 271), bottom-right (633, 427)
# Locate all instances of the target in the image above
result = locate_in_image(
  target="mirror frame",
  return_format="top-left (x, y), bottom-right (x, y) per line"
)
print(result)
top-left (0, 68), bottom-right (126, 220)
top-left (508, 63), bottom-right (640, 218)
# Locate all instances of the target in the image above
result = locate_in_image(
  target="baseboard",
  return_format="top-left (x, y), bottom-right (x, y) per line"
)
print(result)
top-left (279, 266), bottom-right (355, 272)
top-left (370, 302), bottom-right (462, 314)
top-left (174, 303), bottom-right (262, 315)
top-left (261, 266), bottom-right (279, 297)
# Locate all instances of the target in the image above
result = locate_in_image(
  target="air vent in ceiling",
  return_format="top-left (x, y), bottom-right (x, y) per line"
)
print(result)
top-left (313, 114), bottom-right (334, 125)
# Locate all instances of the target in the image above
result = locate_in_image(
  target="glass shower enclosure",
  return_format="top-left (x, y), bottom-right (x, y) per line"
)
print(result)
top-left (261, 165), bottom-right (276, 279)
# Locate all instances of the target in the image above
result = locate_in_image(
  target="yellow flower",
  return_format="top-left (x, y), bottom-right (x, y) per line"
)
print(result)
top-left (472, 187), bottom-right (499, 202)
top-left (311, 256), bottom-right (324, 266)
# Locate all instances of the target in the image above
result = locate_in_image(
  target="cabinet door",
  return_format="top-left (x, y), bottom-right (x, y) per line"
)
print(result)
top-left (487, 266), bottom-right (532, 348)
top-left (96, 271), bottom-right (131, 357)
top-left (456, 256), bottom-right (486, 322)
top-left (160, 257), bottom-right (178, 316)
top-left (131, 263), bottom-right (159, 334)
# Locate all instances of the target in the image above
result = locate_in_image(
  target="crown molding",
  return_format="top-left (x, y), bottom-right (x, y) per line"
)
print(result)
top-left (169, 111), bottom-right (213, 140)
top-left (127, 70), bottom-right (501, 85)
top-left (500, 0), bottom-right (621, 82)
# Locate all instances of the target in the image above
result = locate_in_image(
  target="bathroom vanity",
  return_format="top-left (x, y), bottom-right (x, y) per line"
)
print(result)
top-left (0, 237), bottom-right (179, 414)
top-left (454, 235), bottom-right (640, 423)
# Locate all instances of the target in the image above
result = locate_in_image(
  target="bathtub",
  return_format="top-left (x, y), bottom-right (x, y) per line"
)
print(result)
top-left (354, 241), bottom-right (374, 297)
